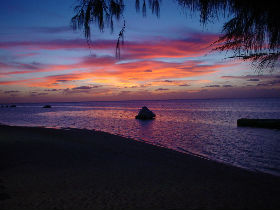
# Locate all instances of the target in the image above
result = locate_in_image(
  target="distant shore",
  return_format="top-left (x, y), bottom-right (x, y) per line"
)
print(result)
top-left (0, 124), bottom-right (280, 210)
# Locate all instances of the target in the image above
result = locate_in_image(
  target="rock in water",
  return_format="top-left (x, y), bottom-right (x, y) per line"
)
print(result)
top-left (135, 106), bottom-right (156, 120)
top-left (43, 105), bottom-right (52, 108)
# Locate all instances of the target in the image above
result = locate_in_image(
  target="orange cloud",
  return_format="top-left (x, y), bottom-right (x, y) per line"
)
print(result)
top-left (0, 57), bottom-right (235, 88)
top-left (0, 32), bottom-right (234, 96)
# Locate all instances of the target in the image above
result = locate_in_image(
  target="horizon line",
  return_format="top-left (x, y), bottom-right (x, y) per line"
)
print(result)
top-left (1, 96), bottom-right (280, 105)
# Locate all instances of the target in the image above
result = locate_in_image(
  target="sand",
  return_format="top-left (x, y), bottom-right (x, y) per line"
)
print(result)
top-left (0, 124), bottom-right (279, 210)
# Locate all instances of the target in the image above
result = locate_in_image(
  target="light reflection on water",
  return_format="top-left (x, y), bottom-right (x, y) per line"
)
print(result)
top-left (1, 98), bottom-right (280, 176)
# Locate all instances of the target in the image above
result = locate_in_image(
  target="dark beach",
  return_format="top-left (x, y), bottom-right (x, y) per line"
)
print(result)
top-left (0, 124), bottom-right (279, 210)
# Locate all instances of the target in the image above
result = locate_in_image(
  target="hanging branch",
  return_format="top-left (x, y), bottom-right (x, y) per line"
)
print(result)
top-left (72, 0), bottom-right (280, 68)
top-left (116, 20), bottom-right (126, 58)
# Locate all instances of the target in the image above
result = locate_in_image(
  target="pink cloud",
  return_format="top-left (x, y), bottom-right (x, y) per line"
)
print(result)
top-left (122, 33), bottom-right (218, 59)
top-left (0, 31), bottom-right (234, 93)
top-left (0, 32), bottom-right (218, 60)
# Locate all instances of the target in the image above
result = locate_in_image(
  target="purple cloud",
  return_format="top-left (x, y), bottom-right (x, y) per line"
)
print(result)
top-left (155, 88), bottom-right (169, 91)
top-left (205, 85), bottom-right (220, 88)
top-left (72, 85), bottom-right (100, 90)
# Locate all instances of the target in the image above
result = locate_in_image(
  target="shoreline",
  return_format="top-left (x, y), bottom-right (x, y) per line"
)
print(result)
top-left (0, 123), bottom-right (270, 176)
top-left (1, 124), bottom-right (280, 209)
top-left (1, 123), bottom-right (277, 177)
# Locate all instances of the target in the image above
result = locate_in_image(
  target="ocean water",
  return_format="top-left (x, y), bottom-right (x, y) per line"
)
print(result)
top-left (1, 98), bottom-right (280, 176)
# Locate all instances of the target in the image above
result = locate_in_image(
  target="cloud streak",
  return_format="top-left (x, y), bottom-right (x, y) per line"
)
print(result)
top-left (0, 59), bottom-right (232, 88)
top-left (0, 32), bottom-right (217, 58)
top-left (2, 31), bottom-right (266, 101)
top-left (0, 31), bottom-right (234, 89)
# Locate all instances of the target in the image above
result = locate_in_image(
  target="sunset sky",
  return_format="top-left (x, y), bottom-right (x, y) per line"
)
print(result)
top-left (0, 0), bottom-right (279, 103)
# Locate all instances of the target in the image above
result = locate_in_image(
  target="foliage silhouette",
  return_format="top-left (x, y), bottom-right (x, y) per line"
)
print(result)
top-left (72, 0), bottom-right (280, 69)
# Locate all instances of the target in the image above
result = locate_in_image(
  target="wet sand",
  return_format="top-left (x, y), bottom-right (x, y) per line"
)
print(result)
top-left (0, 124), bottom-right (279, 209)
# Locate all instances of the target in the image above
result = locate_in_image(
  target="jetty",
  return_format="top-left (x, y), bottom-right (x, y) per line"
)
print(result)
top-left (237, 118), bottom-right (280, 129)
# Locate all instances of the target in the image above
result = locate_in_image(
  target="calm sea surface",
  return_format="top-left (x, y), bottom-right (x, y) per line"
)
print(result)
top-left (1, 98), bottom-right (280, 176)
